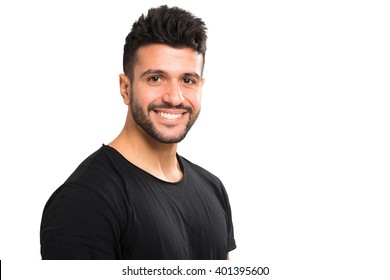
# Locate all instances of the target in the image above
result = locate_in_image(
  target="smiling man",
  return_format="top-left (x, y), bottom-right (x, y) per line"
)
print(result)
top-left (40, 5), bottom-right (236, 260)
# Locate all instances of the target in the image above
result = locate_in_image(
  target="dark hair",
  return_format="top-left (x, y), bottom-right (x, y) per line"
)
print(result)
top-left (123, 5), bottom-right (207, 79)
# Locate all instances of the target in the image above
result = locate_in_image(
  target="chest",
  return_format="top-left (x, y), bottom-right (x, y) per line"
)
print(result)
top-left (124, 180), bottom-right (228, 259)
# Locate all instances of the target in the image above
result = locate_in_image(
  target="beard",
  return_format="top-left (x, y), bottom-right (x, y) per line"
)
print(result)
top-left (130, 90), bottom-right (200, 144)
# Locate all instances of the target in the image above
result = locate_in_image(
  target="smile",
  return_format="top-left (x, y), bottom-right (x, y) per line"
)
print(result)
top-left (156, 111), bottom-right (184, 120)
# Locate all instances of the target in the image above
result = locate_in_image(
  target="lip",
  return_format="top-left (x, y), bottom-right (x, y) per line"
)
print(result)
top-left (154, 108), bottom-right (187, 114)
top-left (153, 109), bottom-right (188, 121)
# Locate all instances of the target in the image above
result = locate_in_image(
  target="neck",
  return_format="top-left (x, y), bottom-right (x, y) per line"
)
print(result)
top-left (108, 122), bottom-right (182, 183)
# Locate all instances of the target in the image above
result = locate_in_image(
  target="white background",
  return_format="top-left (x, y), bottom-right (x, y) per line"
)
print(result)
top-left (0, 0), bottom-right (389, 279)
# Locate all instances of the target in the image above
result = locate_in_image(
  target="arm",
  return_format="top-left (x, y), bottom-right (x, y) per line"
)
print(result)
top-left (40, 184), bottom-right (121, 259)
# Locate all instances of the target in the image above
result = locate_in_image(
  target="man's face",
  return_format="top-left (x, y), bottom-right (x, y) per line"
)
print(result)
top-left (129, 44), bottom-right (204, 144)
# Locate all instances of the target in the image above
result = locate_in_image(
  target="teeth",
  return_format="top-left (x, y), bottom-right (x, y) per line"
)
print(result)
top-left (157, 111), bottom-right (182, 120)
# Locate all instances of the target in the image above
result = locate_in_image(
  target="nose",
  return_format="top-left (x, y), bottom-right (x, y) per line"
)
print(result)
top-left (162, 81), bottom-right (185, 106)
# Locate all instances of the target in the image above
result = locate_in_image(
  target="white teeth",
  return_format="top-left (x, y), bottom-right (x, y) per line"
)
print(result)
top-left (157, 111), bottom-right (182, 120)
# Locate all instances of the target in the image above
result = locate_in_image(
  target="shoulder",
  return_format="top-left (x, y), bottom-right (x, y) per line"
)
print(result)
top-left (179, 155), bottom-right (231, 201)
top-left (45, 145), bottom-right (129, 210)
top-left (179, 155), bottom-right (222, 185)
top-left (62, 145), bottom-right (132, 195)
top-left (66, 145), bottom-right (118, 185)
top-left (179, 155), bottom-right (233, 214)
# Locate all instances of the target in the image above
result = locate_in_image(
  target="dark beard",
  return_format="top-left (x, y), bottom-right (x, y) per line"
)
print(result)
top-left (130, 91), bottom-right (199, 144)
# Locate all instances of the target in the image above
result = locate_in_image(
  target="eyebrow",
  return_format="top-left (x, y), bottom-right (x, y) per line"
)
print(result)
top-left (140, 69), bottom-right (165, 78)
top-left (183, 72), bottom-right (202, 80)
top-left (140, 69), bottom-right (201, 80)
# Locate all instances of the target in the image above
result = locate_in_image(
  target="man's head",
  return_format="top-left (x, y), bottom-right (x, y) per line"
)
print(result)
top-left (120, 6), bottom-right (207, 144)
top-left (123, 5), bottom-right (207, 80)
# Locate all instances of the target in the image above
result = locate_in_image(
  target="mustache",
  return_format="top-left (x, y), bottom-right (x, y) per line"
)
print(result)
top-left (148, 103), bottom-right (193, 113)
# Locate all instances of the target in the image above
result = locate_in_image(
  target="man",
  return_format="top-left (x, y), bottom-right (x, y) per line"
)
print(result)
top-left (40, 5), bottom-right (236, 260)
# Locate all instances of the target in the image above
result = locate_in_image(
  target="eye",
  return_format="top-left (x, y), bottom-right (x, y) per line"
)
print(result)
top-left (148, 76), bottom-right (162, 83)
top-left (182, 77), bottom-right (195, 85)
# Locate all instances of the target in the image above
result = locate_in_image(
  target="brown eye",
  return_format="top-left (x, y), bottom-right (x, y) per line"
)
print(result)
top-left (148, 76), bottom-right (161, 83)
top-left (183, 78), bottom-right (195, 84)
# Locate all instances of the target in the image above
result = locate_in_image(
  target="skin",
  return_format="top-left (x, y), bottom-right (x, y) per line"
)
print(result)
top-left (109, 43), bottom-right (204, 183)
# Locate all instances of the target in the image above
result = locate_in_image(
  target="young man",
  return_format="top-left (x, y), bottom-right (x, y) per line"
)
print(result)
top-left (40, 5), bottom-right (236, 260)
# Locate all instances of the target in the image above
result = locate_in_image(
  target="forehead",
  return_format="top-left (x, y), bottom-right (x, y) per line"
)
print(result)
top-left (134, 44), bottom-right (204, 76)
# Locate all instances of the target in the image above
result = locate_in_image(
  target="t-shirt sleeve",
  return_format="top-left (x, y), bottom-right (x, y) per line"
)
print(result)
top-left (215, 179), bottom-right (236, 253)
top-left (40, 183), bottom-right (122, 260)
top-left (224, 188), bottom-right (237, 252)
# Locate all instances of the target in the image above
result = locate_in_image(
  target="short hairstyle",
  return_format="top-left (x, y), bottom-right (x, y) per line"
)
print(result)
top-left (123, 5), bottom-right (207, 79)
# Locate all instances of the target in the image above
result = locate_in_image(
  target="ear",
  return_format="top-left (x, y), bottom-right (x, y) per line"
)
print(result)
top-left (119, 74), bottom-right (131, 105)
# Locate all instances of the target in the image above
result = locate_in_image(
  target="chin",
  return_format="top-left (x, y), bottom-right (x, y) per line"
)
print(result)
top-left (151, 129), bottom-right (190, 144)
top-left (154, 134), bottom-right (187, 144)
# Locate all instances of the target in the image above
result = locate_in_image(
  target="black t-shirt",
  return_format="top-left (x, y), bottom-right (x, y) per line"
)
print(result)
top-left (40, 145), bottom-right (236, 260)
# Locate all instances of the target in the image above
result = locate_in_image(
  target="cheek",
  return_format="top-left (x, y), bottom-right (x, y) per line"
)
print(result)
top-left (193, 95), bottom-right (202, 112)
top-left (132, 86), bottom-right (158, 108)
top-left (186, 92), bottom-right (202, 108)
